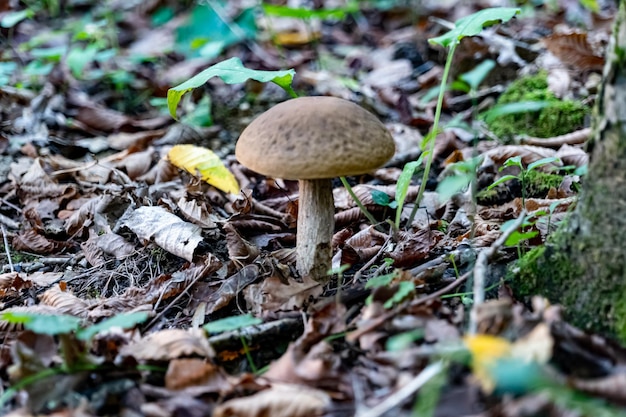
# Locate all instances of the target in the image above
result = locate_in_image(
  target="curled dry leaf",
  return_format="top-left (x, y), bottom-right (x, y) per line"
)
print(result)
top-left (124, 206), bottom-right (204, 262)
top-left (482, 145), bottom-right (560, 169)
top-left (165, 358), bottom-right (229, 391)
top-left (38, 285), bottom-right (92, 317)
top-left (176, 196), bottom-right (218, 229)
top-left (542, 32), bottom-right (605, 71)
top-left (113, 147), bottom-right (155, 179)
top-left (120, 328), bottom-right (214, 361)
top-left (213, 383), bottom-right (330, 417)
top-left (15, 158), bottom-right (78, 201)
top-left (555, 143), bottom-right (589, 167)
top-left (12, 229), bottom-right (73, 255)
top-left (64, 194), bottom-right (124, 236)
top-left (244, 275), bottom-right (322, 315)
top-left (223, 222), bottom-right (260, 264)
top-left (203, 264), bottom-right (260, 315)
top-left (388, 228), bottom-right (442, 267)
top-left (107, 129), bottom-right (167, 151)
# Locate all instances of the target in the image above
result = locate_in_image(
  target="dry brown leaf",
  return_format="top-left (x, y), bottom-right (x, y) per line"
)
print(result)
top-left (223, 222), bottom-right (260, 264)
top-left (64, 194), bottom-right (120, 236)
top-left (70, 93), bottom-right (170, 133)
top-left (213, 383), bottom-right (330, 417)
top-left (244, 275), bottom-right (322, 315)
top-left (556, 143), bottom-right (589, 167)
top-left (176, 196), bottom-right (218, 229)
top-left (124, 206), bottom-right (204, 262)
top-left (113, 147), bottom-right (155, 179)
top-left (204, 265), bottom-right (259, 315)
top-left (388, 228), bottom-right (441, 267)
top-left (15, 158), bottom-right (77, 200)
top-left (165, 358), bottom-right (228, 390)
top-left (120, 328), bottom-right (214, 361)
top-left (38, 286), bottom-right (92, 317)
top-left (81, 231), bottom-right (136, 267)
top-left (107, 129), bottom-right (166, 151)
top-left (11, 229), bottom-right (72, 254)
top-left (482, 145), bottom-right (560, 169)
top-left (543, 32), bottom-right (605, 71)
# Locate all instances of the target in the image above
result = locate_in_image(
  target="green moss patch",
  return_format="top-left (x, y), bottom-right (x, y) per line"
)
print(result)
top-left (487, 72), bottom-right (588, 140)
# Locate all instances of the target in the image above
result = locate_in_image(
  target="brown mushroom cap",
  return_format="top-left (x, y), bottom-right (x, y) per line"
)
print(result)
top-left (235, 96), bottom-right (395, 180)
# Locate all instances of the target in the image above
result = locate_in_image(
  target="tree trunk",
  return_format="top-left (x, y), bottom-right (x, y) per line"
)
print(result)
top-left (516, 0), bottom-right (626, 340)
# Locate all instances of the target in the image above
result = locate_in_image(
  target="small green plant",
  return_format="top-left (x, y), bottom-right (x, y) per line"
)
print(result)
top-left (486, 156), bottom-right (560, 209)
top-left (405, 7), bottom-right (520, 227)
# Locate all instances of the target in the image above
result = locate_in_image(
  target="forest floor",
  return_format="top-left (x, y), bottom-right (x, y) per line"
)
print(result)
top-left (1, 0), bottom-right (625, 416)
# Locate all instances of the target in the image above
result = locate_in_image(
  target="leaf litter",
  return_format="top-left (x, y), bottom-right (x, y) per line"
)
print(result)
top-left (0, 0), bottom-right (625, 416)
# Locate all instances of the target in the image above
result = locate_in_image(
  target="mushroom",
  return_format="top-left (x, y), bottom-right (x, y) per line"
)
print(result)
top-left (235, 96), bottom-right (395, 282)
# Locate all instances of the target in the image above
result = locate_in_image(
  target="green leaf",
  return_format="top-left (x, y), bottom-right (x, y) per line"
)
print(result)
top-left (30, 46), bottom-right (67, 62)
top-left (204, 314), bottom-right (262, 333)
top-left (481, 101), bottom-right (553, 124)
top-left (437, 174), bottom-right (472, 203)
top-left (460, 59), bottom-right (496, 91)
top-left (371, 189), bottom-right (391, 206)
top-left (486, 174), bottom-right (518, 190)
top-left (505, 229), bottom-right (538, 246)
top-left (76, 312), bottom-right (149, 341)
top-left (175, 3), bottom-right (256, 59)
top-left (395, 159), bottom-right (421, 227)
top-left (429, 8), bottom-right (520, 48)
top-left (66, 44), bottom-right (99, 78)
top-left (384, 281), bottom-right (414, 308)
top-left (167, 57), bottom-right (297, 119)
top-left (386, 329), bottom-right (424, 351)
top-left (527, 157), bottom-right (560, 172)
top-left (1, 312), bottom-right (81, 335)
top-left (502, 156), bottom-right (523, 169)
top-left (262, 4), bottom-right (356, 20)
top-left (0, 9), bottom-right (34, 28)
top-left (365, 272), bottom-right (396, 289)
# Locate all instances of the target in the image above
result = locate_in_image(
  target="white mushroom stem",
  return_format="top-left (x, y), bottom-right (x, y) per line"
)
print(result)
top-left (296, 179), bottom-right (334, 281)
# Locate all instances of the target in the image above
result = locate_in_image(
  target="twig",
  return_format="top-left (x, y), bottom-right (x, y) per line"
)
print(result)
top-left (351, 234), bottom-right (393, 284)
top-left (519, 127), bottom-right (591, 148)
top-left (2, 224), bottom-right (14, 273)
top-left (356, 361), bottom-right (445, 417)
top-left (468, 210), bottom-right (526, 334)
top-left (0, 213), bottom-right (20, 230)
top-left (347, 270), bottom-right (471, 342)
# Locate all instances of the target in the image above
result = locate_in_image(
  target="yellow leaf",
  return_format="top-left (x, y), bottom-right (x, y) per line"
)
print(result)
top-left (464, 334), bottom-right (512, 393)
top-left (168, 145), bottom-right (239, 194)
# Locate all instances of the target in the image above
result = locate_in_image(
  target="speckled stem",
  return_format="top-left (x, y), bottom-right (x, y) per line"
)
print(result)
top-left (296, 179), bottom-right (334, 282)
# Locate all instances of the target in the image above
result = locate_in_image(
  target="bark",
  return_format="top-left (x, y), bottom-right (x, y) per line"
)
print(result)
top-left (515, 0), bottom-right (626, 340)
top-left (296, 179), bottom-right (334, 282)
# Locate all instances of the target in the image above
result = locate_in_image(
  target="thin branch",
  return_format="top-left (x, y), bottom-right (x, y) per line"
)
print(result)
top-left (469, 210), bottom-right (527, 334)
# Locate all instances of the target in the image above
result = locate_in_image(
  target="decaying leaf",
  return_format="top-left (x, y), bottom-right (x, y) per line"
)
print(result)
top-left (120, 328), bottom-right (214, 361)
top-left (124, 205), bottom-right (204, 262)
top-left (167, 144), bottom-right (239, 194)
top-left (214, 383), bottom-right (330, 417)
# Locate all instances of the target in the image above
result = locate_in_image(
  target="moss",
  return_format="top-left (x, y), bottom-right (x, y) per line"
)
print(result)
top-left (511, 218), bottom-right (625, 340)
top-left (524, 170), bottom-right (563, 198)
top-left (476, 186), bottom-right (505, 206)
top-left (487, 72), bottom-right (589, 141)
